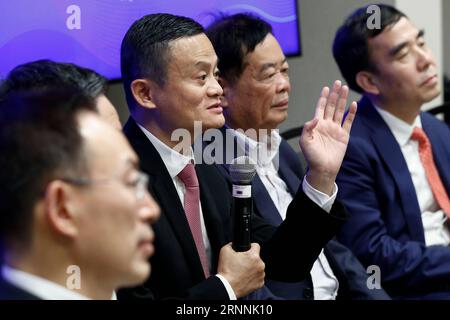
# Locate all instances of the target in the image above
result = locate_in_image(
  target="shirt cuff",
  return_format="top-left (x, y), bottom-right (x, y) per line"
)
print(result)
top-left (302, 178), bottom-right (338, 213)
top-left (215, 274), bottom-right (237, 300)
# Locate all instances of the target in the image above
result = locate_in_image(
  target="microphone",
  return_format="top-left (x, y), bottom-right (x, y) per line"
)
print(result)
top-left (229, 156), bottom-right (256, 252)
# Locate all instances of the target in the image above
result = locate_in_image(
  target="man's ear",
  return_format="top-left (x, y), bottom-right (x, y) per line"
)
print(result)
top-left (356, 71), bottom-right (380, 95)
top-left (218, 77), bottom-right (230, 107)
top-left (43, 181), bottom-right (79, 239)
top-left (130, 78), bottom-right (157, 110)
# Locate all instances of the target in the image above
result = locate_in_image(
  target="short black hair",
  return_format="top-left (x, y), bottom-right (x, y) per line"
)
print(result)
top-left (121, 13), bottom-right (204, 111)
top-left (0, 88), bottom-right (96, 247)
top-left (333, 4), bottom-right (406, 93)
top-left (206, 13), bottom-right (273, 85)
top-left (0, 60), bottom-right (108, 100)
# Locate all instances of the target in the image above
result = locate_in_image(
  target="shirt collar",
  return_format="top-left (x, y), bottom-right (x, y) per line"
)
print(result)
top-left (1, 265), bottom-right (97, 300)
top-left (231, 128), bottom-right (282, 167)
top-left (373, 104), bottom-right (422, 147)
top-left (138, 124), bottom-right (194, 178)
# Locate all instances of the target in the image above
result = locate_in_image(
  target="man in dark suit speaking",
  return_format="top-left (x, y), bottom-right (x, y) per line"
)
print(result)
top-left (119, 13), bottom-right (356, 300)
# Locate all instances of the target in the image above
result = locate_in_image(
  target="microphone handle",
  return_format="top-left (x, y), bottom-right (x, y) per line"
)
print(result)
top-left (232, 196), bottom-right (252, 252)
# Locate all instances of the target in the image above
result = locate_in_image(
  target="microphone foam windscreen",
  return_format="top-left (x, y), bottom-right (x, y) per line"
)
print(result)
top-left (229, 156), bottom-right (256, 184)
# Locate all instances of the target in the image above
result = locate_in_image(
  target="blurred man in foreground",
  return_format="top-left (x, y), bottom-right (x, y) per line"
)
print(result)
top-left (0, 87), bottom-right (159, 300)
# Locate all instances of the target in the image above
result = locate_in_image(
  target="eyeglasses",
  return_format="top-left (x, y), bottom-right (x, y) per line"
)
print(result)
top-left (61, 171), bottom-right (149, 201)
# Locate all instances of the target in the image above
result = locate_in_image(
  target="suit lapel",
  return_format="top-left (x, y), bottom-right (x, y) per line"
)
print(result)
top-left (123, 118), bottom-right (206, 280)
top-left (259, 139), bottom-right (304, 226)
top-left (278, 140), bottom-right (302, 195)
top-left (196, 164), bottom-right (228, 272)
top-left (252, 139), bottom-right (304, 227)
top-left (322, 245), bottom-right (344, 282)
top-left (252, 174), bottom-right (284, 226)
top-left (359, 99), bottom-right (424, 240)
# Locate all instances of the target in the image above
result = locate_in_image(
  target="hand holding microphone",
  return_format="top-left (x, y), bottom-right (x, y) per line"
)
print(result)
top-left (217, 157), bottom-right (265, 297)
top-left (217, 243), bottom-right (265, 298)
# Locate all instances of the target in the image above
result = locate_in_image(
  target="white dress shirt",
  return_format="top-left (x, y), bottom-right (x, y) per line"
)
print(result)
top-left (232, 129), bottom-right (339, 300)
top-left (1, 266), bottom-right (118, 300)
top-left (374, 106), bottom-right (450, 246)
top-left (138, 124), bottom-right (236, 299)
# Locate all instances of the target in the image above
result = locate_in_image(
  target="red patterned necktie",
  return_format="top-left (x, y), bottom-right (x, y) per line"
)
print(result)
top-left (178, 163), bottom-right (210, 277)
top-left (411, 127), bottom-right (450, 216)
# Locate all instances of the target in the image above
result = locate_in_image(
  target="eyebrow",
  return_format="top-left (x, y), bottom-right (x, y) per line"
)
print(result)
top-left (259, 58), bottom-right (288, 73)
top-left (389, 29), bottom-right (425, 56)
top-left (194, 59), bottom-right (219, 70)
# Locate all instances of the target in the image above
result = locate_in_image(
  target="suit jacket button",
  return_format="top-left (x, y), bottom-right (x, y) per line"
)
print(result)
top-left (303, 287), bottom-right (314, 300)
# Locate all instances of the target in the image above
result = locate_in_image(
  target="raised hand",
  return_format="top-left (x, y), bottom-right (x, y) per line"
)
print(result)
top-left (299, 80), bottom-right (357, 195)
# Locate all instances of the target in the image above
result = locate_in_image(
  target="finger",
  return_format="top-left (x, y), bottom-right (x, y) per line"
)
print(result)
top-left (334, 85), bottom-right (349, 125)
top-left (250, 242), bottom-right (261, 253)
top-left (302, 118), bottom-right (319, 137)
top-left (324, 80), bottom-right (342, 120)
top-left (299, 118), bottom-right (319, 149)
top-left (223, 242), bottom-right (232, 250)
top-left (260, 261), bottom-right (266, 271)
top-left (314, 86), bottom-right (329, 119)
top-left (343, 101), bottom-right (358, 133)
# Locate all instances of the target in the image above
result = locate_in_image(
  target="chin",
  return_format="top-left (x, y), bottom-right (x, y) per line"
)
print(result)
top-left (422, 85), bottom-right (441, 102)
top-left (204, 116), bottom-right (225, 130)
top-left (428, 89), bottom-right (441, 102)
top-left (126, 264), bottom-right (151, 286)
top-left (421, 94), bottom-right (440, 105)
top-left (270, 113), bottom-right (288, 127)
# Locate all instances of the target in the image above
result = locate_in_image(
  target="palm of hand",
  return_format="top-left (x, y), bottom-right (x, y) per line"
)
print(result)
top-left (300, 116), bottom-right (350, 175)
top-left (299, 81), bottom-right (357, 178)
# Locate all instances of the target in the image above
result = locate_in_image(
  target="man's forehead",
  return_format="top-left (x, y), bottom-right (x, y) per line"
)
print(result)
top-left (370, 17), bottom-right (418, 48)
top-left (169, 34), bottom-right (217, 63)
top-left (244, 39), bottom-right (286, 68)
top-left (170, 33), bottom-right (210, 51)
top-left (78, 112), bottom-right (136, 165)
top-left (244, 51), bottom-right (287, 73)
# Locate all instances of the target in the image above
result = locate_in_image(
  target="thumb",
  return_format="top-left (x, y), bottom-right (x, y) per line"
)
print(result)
top-left (300, 118), bottom-right (319, 143)
top-left (250, 242), bottom-right (261, 254)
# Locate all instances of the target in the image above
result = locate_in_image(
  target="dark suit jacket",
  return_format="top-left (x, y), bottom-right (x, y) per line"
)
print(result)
top-left (118, 118), bottom-right (349, 300)
top-left (214, 130), bottom-right (389, 300)
top-left (0, 276), bottom-right (40, 300)
top-left (336, 97), bottom-right (450, 299)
